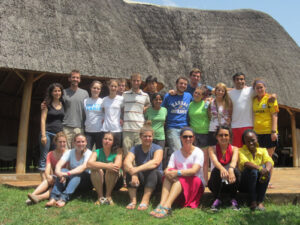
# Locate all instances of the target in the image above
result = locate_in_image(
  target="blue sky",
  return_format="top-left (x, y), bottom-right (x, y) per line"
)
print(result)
top-left (129, 0), bottom-right (300, 47)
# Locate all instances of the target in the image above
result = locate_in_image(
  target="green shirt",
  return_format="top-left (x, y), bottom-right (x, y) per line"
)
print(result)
top-left (188, 100), bottom-right (210, 134)
top-left (95, 148), bottom-right (117, 163)
top-left (145, 106), bottom-right (167, 140)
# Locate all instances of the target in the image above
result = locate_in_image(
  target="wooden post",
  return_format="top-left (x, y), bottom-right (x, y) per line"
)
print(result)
top-left (286, 108), bottom-right (298, 167)
top-left (16, 74), bottom-right (34, 174)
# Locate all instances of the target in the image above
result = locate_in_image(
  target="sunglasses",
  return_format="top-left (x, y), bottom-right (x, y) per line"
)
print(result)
top-left (182, 135), bottom-right (194, 139)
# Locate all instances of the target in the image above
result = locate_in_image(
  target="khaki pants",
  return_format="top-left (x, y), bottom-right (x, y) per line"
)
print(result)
top-left (63, 126), bottom-right (84, 149)
top-left (122, 131), bottom-right (141, 156)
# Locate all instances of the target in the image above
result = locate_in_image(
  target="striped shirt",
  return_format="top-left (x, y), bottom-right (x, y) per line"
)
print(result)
top-left (123, 89), bottom-right (150, 132)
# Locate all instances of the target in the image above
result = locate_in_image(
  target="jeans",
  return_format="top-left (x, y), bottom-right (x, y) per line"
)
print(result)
top-left (239, 168), bottom-right (269, 203)
top-left (38, 131), bottom-right (56, 171)
top-left (50, 168), bottom-right (92, 202)
top-left (166, 128), bottom-right (181, 164)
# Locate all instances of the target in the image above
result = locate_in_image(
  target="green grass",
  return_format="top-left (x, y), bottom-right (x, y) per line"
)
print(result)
top-left (0, 185), bottom-right (299, 225)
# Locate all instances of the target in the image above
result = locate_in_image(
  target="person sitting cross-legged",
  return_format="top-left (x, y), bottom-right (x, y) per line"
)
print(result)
top-left (87, 132), bottom-right (123, 205)
top-left (124, 126), bottom-right (163, 211)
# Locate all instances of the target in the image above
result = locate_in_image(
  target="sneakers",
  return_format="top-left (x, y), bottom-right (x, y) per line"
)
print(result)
top-left (211, 199), bottom-right (221, 211)
top-left (231, 199), bottom-right (240, 211)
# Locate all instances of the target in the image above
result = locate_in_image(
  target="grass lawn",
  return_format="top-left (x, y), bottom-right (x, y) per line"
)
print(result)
top-left (0, 185), bottom-right (299, 225)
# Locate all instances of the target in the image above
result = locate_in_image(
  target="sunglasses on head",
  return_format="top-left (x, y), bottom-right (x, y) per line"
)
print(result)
top-left (182, 135), bottom-right (194, 139)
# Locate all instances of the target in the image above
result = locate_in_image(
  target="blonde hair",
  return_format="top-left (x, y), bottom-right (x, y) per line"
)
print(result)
top-left (53, 132), bottom-right (67, 143)
top-left (215, 83), bottom-right (232, 111)
top-left (139, 125), bottom-right (154, 137)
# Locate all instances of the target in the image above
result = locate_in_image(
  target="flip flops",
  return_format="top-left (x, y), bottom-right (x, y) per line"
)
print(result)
top-left (126, 202), bottom-right (136, 210)
top-left (137, 203), bottom-right (148, 211)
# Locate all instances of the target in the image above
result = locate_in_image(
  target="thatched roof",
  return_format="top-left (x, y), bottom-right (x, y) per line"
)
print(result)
top-left (0, 0), bottom-right (300, 108)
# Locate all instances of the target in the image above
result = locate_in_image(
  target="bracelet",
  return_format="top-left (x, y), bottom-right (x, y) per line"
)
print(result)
top-left (177, 170), bottom-right (182, 177)
top-left (229, 166), bottom-right (235, 169)
top-left (67, 172), bottom-right (71, 176)
top-left (271, 130), bottom-right (276, 134)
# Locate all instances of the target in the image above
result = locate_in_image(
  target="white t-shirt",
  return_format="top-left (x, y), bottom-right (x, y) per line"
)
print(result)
top-left (84, 97), bottom-right (103, 132)
top-left (229, 86), bottom-right (254, 128)
top-left (61, 149), bottom-right (92, 172)
top-left (101, 95), bottom-right (124, 132)
top-left (168, 147), bottom-right (205, 186)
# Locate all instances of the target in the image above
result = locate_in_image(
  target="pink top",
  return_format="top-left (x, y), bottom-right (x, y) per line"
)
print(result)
top-left (46, 151), bottom-right (67, 170)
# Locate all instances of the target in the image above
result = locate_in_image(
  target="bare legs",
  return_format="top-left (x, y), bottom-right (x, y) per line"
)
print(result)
top-left (90, 169), bottom-right (119, 203)
top-left (159, 178), bottom-right (182, 208)
top-left (28, 179), bottom-right (53, 204)
top-left (267, 147), bottom-right (275, 188)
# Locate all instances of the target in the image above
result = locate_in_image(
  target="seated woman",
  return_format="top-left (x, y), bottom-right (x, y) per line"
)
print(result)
top-left (27, 132), bottom-right (68, 204)
top-left (238, 129), bottom-right (274, 211)
top-left (87, 132), bottom-right (123, 205)
top-left (124, 126), bottom-right (163, 211)
top-left (207, 126), bottom-right (240, 211)
top-left (46, 134), bottom-right (93, 207)
top-left (151, 127), bottom-right (205, 218)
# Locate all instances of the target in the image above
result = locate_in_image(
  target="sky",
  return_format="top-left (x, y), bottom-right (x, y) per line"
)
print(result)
top-left (129, 0), bottom-right (300, 47)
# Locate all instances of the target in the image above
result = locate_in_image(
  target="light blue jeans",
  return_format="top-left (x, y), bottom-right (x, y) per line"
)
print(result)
top-left (50, 168), bottom-right (92, 202)
top-left (38, 131), bottom-right (56, 171)
top-left (166, 128), bottom-right (182, 163)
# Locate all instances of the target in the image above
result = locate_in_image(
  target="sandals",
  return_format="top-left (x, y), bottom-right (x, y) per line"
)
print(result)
top-left (152, 205), bottom-right (172, 218)
top-left (126, 202), bottom-right (137, 210)
top-left (95, 197), bottom-right (108, 205)
top-left (150, 204), bottom-right (163, 216)
top-left (137, 203), bottom-right (148, 211)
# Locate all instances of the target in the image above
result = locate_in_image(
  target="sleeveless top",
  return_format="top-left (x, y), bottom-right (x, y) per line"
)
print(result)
top-left (46, 104), bottom-right (64, 134)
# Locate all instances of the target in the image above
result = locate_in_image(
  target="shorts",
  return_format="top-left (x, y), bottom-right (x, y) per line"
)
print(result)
top-left (194, 133), bottom-right (209, 148)
top-left (232, 127), bottom-right (253, 148)
top-left (207, 132), bottom-right (217, 146)
top-left (257, 134), bottom-right (278, 149)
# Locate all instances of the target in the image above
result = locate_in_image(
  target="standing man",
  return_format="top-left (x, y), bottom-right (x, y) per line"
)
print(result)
top-left (162, 77), bottom-right (193, 162)
top-left (229, 72), bottom-right (254, 148)
top-left (117, 78), bottom-right (127, 96)
top-left (122, 73), bottom-right (150, 155)
top-left (186, 68), bottom-right (213, 96)
top-left (63, 70), bottom-right (89, 148)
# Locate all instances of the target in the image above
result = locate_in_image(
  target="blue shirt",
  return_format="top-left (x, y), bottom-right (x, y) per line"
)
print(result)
top-left (186, 83), bottom-right (213, 95)
top-left (130, 143), bottom-right (163, 173)
top-left (161, 92), bottom-right (193, 129)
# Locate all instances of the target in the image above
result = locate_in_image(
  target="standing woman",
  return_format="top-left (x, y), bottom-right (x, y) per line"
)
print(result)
top-left (151, 127), bottom-right (205, 218)
top-left (39, 83), bottom-right (65, 177)
top-left (46, 134), bottom-right (92, 207)
top-left (87, 132), bottom-right (123, 205)
top-left (208, 83), bottom-right (232, 146)
top-left (84, 80), bottom-right (103, 150)
top-left (239, 129), bottom-right (274, 210)
top-left (208, 126), bottom-right (240, 211)
top-left (27, 132), bottom-right (68, 204)
top-left (188, 86), bottom-right (210, 184)
top-left (145, 92), bottom-right (167, 169)
top-left (101, 79), bottom-right (124, 151)
top-left (252, 79), bottom-right (279, 159)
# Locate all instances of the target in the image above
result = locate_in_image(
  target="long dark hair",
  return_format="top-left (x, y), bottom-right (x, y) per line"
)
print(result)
top-left (44, 83), bottom-right (64, 106)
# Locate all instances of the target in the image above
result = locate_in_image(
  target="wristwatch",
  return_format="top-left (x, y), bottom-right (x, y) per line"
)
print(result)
top-left (177, 170), bottom-right (182, 177)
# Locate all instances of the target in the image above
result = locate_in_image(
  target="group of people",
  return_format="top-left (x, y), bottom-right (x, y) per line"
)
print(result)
top-left (25, 68), bottom-right (278, 217)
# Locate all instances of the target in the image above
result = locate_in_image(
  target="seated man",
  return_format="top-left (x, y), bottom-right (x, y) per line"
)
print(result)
top-left (124, 126), bottom-right (163, 211)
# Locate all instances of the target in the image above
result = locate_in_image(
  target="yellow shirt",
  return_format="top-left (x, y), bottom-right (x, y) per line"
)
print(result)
top-left (238, 145), bottom-right (274, 171)
top-left (253, 94), bottom-right (279, 134)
